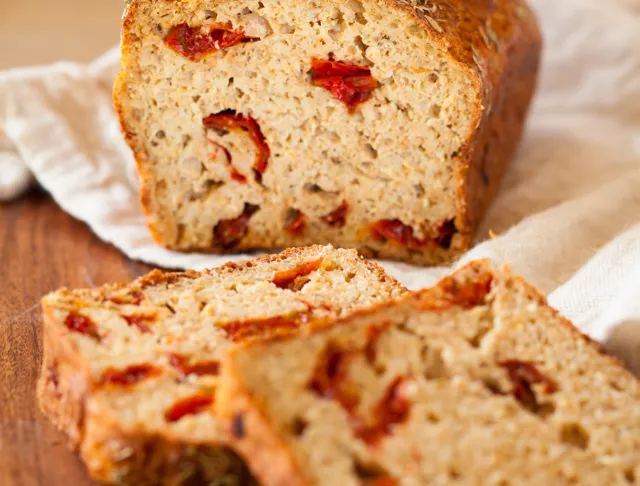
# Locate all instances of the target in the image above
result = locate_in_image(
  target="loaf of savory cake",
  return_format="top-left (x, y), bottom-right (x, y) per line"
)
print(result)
top-left (220, 260), bottom-right (640, 486)
top-left (37, 246), bottom-right (407, 485)
top-left (114, 0), bottom-right (541, 265)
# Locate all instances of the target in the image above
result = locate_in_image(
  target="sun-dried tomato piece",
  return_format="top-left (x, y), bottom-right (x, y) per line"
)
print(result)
top-left (169, 353), bottom-right (220, 377)
top-left (101, 364), bottom-right (161, 386)
top-left (214, 203), bottom-right (259, 249)
top-left (355, 377), bottom-right (412, 445)
top-left (310, 60), bottom-right (379, 113)
top-left (165, 23), bottom-right (255, 61)
top-left (207, 138), bottom-right (248, 184)
top-left (203, 110), bottom-right (270, 182)
top-left (64, 313), bottom-right (100, 340)
top-left (310, 343), bottom-right (411, 446)
top-left (370, 218), bottom-right (456, 250)
top-left (109, 291), bottom-right (144, 306)
top-left (165, 393), bottom-right (214, 422)
top-left (222, 315), bottom-right (304, 342)
top-left (367, 478), bottom-right (398, 486)
top-left (419, 274), bottom-right (493, 311)
top-left (285, 209), bottom-right (306, 236)
top-left (434, 219), bottom-right (456, 250)
top-left (309, 342), bottom-right (360, 412)
top-left (500, 360), bottom-right (557, 413)
top-left (122, 313), bottom-right (156, 334)
top-left (322, 201), bottom-right (349, 228)
top-left (272, 258), bottom-right (324, 290)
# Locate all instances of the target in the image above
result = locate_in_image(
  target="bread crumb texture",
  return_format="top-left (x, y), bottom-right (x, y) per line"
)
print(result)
top-left (221, 260), bottom-right (640, 486)
top-left (114, 0), bottom-right (541, 265)
top-left (37, 245), bottom-right (407, 485)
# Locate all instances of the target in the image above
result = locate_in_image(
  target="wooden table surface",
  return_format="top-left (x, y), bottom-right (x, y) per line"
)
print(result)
top-left (0, 191), bottom-right (153, 486)
top-left (2, 4), bottom-right (128, 481)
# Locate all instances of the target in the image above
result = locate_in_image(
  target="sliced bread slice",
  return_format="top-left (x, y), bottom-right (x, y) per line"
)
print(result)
top-left (220, 260), bottom-right (640, 486)
top-left (37, 245), bottom-right (407, 485)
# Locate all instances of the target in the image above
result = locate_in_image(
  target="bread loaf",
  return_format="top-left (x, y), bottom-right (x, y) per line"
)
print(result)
top-left (114, 0), bottom-right (541, 265)
top-left (37, 246), bottom-right (406, 485)
top-left (220, 260), bottom-right (640, 486)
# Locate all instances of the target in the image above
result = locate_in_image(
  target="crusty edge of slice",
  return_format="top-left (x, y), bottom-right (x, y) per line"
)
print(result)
top-left (218, 259), bottom-right (638, 486)
top-left (41, 245), bottom-right (404, 302)
top-left (37, 245), bottom-right (405, 474)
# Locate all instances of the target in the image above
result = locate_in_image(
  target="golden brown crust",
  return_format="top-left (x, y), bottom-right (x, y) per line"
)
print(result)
top-left (37, 303), bottom-right (92, 449)
top-left (385, 0), bottom-right (542, 243)
top-left (115, 0), bottom-right (541, 264)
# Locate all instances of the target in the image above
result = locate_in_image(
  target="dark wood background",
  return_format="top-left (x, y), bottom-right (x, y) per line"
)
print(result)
top-left (0, 191), bottom-right (153, 486)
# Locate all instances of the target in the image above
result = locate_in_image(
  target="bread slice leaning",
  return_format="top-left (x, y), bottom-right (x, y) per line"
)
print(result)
top-left (37, 245), bottom-right (407, 485)
top-left (219, 260), bottom-right (640, 486)
top-left (114, 0), bottom-right (541, 265)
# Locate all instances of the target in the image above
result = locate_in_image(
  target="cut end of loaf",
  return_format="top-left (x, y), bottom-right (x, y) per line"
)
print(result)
top-left (37, 245), bottom-right (407, 484)
top-left (220, 260), bottom-right (640, 486)
top-left (114, 0), bottom-right (501, 265)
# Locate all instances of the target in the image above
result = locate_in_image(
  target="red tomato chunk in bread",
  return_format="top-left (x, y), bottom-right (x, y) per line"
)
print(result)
top-left (311, 60), bottom-right (379, 113)
top-left (166, 23), bottom-right (255, 61)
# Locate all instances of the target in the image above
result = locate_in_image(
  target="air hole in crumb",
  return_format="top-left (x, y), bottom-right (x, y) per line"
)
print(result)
top-left (429, 104), bottom-right (441, 118)
top-left (192, 95), bottom-right (201, 103)
top-left (610, 380), bottom-right (625, 392)
top-left (414, 183), bottom-right (425, 196)
top-left (181, 134), bottom-right (192, 148)
top-left (241, 7), bottom-right (252, 14)
top-left (468, 326), bottom-right (491, 348)
top-left (354, 35), bottom-right (369, 61)
top-left (428, 72), bottom-right (439, 83)
top-left (560, 423), bottom-right (590, 449)
top-left (304, 183), bottom-right (324, 193)
top-left (152, 24), bottom-right (163, 35)
top-left (355, 12), bottom-right (368, 25)
top-left (165, 303), bottom-right (176, 314)
top-left (423, 347), bottom-right (447, 380)
top-left (258, 1), bottom-right (264, 8)
top-left (198, 301), bottom-right (206, 312)
top-left (426, 412), bottom-right (440, 423)
top-left (345, 272), bottom-right (357, 283)
top-left (280, 24), bottom-right (295, 34)
top-left (482, 377), bottom-right (505, 396)
top-left (291, 417), bottom-right (308, 436)
top-left (536, 401), bottom-right (556, 418)
top-left (353, 458), bottom-right (389, 481)
top-left (448, 466), bottom-right (461, 479)
top-left (624, 468), bottom-right (636, 483)
top-left (364, 144), bottom-right (378, 159)
top-left (204, 9), bottom-right (216, 20)
top-left (155, 130), bottom-right (166, 139)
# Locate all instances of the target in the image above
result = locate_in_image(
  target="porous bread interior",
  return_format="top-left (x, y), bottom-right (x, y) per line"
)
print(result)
top-left (40, 245), bottom-right (406, 484)
top-left (224, 263), bottom-right (640, 486)
top-left (116, 0), bottom-right (478, 259)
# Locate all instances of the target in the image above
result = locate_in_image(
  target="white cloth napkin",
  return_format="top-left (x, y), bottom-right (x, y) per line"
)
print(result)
top-left (1, 0), bottom-right (639, 372)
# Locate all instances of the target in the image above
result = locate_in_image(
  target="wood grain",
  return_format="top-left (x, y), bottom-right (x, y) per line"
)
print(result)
top-left (0, 191), bottom-right (153, 486)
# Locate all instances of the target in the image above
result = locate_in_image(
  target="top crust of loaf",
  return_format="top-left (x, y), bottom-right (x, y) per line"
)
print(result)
top-left (220, 260), bottom-right (640, 486)
top-left (115, 0), bottom-right (542, 265)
